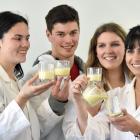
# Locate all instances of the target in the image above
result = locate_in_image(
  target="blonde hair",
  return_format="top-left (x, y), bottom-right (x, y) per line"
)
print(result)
top-left (86, 22), bottom-right (133, 91)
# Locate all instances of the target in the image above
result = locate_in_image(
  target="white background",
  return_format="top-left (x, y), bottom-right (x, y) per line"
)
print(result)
top-left (0, 0), bottom-right (140, 73)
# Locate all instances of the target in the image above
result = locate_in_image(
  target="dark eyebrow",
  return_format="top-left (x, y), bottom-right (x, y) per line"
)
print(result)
top-left (56, 29), bottom-right (79, 33)
top-left (70, 29), bottom-right (79, 32)
top-left (14, 34), bottom-right (30, 38)
top-left (55, 31), bottom-right (64, 34)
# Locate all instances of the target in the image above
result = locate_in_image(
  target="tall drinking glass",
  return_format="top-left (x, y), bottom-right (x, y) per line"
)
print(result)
top-left (55, 60), bottom-right (70, 78)
top-left (83, 67), bottom-right (107, 106)
top-left (38, 61), bottom-right (55, 82)
top-left (106, 95), bottom-right (123, 117)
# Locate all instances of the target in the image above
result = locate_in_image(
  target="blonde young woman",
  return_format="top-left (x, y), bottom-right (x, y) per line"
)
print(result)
top-left (62, 23), bottom-right (133, 139)
top-left (85, 22), bottom-right (133, 116)
top-left (63, 25), bottom-right (140, 140)
top-left (86, 22), bottom-right (132, 91)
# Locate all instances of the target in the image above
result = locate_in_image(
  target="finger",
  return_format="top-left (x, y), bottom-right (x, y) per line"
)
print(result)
top-left (27, 74), bottom-right (38, 84)
top-left (55, 77), bottom-right (63, 88)
top-left (72, 88), bottom-right (82, 94)
top-left (64, 76), bottom-right (71, 83)
top-left (109, 114), bottom-right (126, 124)
top-left (51, 77), bottom-right (63, 93)
top-left (121, 109), bottom-right (127, 115)
top-left (74, 80), bottom-right (87, 89)
top-left (34, 80), bottom-right (55, 92)
top-left (62, 76), bottom-right (70, 89)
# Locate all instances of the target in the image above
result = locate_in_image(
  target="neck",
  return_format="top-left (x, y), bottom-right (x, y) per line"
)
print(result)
top-left (105, 68), bottom-right (125, 89)
top-left (0, 62), bottom-right (16, 80)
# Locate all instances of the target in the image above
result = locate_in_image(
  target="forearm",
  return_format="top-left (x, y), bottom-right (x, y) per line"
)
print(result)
top-left (15, 93), bottom-right (29, 109)
top-left (73, 97), bottom-right (88, 134)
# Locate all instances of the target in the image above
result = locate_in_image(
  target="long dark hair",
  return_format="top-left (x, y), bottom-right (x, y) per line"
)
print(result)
top-left (0, 11), bottom-right (28, 79)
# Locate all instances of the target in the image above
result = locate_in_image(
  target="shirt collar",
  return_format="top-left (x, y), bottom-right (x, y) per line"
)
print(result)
top-left (0, 65), bottom-right (11, 82)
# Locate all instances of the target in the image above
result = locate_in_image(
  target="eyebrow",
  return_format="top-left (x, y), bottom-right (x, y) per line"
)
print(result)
top-left (97, 40), bottom-right (120, 44)
top-left (14, 34), bottom-right (30, 38)
top-left (55, 29), bottom-right (79, 33)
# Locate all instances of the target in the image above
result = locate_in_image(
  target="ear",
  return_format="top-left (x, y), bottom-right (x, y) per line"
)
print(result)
top-left (46, 29), bottom-right (51, 40)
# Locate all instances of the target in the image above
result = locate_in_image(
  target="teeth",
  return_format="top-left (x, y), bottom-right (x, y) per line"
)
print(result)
top-left (19, 51), bottom-right (27, 54)
top-left (133, 64), bottom-right (140, 68)
top-left (104, 56), bottom-right (116, 60)
top-left (63, 46), bottom-right (72, 49)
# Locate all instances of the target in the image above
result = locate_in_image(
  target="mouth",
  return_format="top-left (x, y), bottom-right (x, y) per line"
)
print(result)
top-left (18, 50), bottom-right (28, 55)
top-left (61, 45), bottom-right (74, 51)
top-left (104, 56), bottom-right (117, 61)
top-left (62, 45), bottom-right (73, 49)
top-left (132, 64), bottom-right (140, 68)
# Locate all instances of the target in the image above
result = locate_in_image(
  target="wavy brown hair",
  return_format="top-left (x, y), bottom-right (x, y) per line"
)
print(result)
top-left (86, 22), bottom-right (133, 91)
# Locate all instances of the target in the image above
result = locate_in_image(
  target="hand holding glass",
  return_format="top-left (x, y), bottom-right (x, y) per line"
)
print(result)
top-left (83, 67), bottom-right (107, 106)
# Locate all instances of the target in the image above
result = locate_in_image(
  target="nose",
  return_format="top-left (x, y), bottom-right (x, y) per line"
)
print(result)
top-left (22, 39), bottom-right (30, 49)
top-left (105, 45), bottom-right (113, 53)
top-left (64, 34), bottom-right (72, 44)
top-left (133, 48), bottom-right (140, 58)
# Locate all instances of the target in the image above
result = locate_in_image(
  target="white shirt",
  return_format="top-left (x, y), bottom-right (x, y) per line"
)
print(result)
top-left (0, 65), bottom-right (40, 140)
top-left (62, 77), bottom-right (135, 140)
top-left (20, 61), bottom-right (64, 140)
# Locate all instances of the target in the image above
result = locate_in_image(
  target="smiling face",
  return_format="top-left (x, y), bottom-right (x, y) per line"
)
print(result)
top-left (47, 21), bottom-right (80, 60)
top-left (0, 22), bottom-right (30, 66)
top-left (126, 41), bottom-right (140, 77)
top-left (96, 32), bottom-right (125, 70)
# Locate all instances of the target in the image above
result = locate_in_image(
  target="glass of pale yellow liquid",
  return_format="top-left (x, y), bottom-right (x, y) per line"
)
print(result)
top-left (106, 95), bottom-right (123, 117)
top-left (87, 67), bottom-right (102, 82)
top-left (83, 67), bottom-right (108, 106)
top-left (38, 61), bottom-right (55, 82)
top-left (55, 60), bottom-right (70, 78)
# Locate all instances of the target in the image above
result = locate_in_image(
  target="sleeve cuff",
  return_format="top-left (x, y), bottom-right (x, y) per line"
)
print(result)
top-left (49, 95), bottom-right (68, 116)
top-left (0, 100), bottom-right (30, 135)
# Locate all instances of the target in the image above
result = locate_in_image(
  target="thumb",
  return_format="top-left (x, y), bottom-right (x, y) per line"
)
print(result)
top-left (121, 108), bottom-right (128, 115)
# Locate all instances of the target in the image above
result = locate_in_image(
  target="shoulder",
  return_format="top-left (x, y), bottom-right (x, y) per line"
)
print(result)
top-left (33, 50), bottom-right (53, 66)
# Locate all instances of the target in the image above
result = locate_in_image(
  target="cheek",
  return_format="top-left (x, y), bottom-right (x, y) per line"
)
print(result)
top-left (117, 47), bottom-right (125, 57)
top-left (96, 49), bottom-right (103, 60)
top-left (125, 55), bottom-right (131, 68)
top-left (72, 35), bottom-right (79, 43)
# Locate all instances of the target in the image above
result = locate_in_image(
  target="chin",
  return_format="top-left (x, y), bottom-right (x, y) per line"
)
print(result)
top-left (19, 58), bottom-right (26, 63)
top-left (65, 52), bottom-right (74, 57)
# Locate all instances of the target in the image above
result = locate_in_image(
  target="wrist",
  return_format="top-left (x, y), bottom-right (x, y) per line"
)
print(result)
top-left (49, 95), bottom-right (68, 116)
top-left (132, 122), bottom-right (140, 138)
top-left (15, 93), bottom-right (29, 109)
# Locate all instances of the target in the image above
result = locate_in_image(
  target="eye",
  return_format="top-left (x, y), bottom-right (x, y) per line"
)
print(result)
top-left (111, 43), bottom-right (120, 47)
top-left (56, 33), bottom-right (65, 37)
top-left (26, 36), bottom-right (30, 41)
top-left (70, 31), bottom-right (78, 36)
top-left (97, 44), bottom-right (105, 48)
top-left (13, 36), bottom-right (22, 41)
top-left (126, 49), bottom-right (133, 53)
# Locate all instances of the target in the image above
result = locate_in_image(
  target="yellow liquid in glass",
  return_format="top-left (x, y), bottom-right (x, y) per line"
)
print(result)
top-left (87, 74), bottom-right (101, 81)
top-left (39, 71), bottom-right (55, 80)
top-left (83, 94), bottom-right (108, 106)
top-left (55, 67), bottom-right (70, 76)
